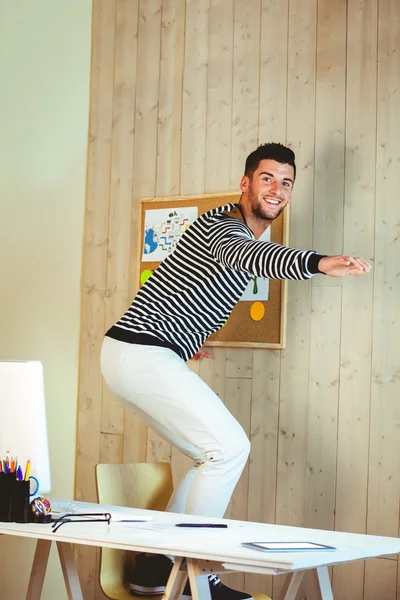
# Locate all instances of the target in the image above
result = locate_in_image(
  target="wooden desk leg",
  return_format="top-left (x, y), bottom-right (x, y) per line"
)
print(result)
top-left (278, 571), bottom-right (304, 600)
top-left (26, 539), bottom-right (52, 600)
top-left (187, 559), bottom-right (211, 600)
top-left (312, 567), bottom-right (334, 600)
top-left (163, 557), bottom-right (188, 600)
top-left (56, 542), bottom-right (84, 600)
top-left (187, 558), bottom-right (201, 600)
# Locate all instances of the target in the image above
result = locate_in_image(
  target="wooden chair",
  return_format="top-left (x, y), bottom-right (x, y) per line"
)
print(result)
top-left (96, 462), bottom-right (271, 600)
top-left (96, 462), bottom-right (174, 600)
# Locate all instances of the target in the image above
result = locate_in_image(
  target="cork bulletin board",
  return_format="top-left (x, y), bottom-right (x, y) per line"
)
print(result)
top-left (137, 192), bottom-right (289, 349)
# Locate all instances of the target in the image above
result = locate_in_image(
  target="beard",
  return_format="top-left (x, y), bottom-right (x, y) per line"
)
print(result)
top-left (248, 183), bottom-right (286, 222)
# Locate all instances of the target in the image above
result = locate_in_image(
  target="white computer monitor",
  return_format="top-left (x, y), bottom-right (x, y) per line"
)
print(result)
top-left (0, 361), bottom-right (51, 494)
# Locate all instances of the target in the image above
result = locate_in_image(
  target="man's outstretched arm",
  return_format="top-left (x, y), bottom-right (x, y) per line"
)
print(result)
top-left (209, 218), bottom-right (372, 280)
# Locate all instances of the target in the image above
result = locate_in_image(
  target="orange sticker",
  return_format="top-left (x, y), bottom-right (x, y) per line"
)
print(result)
top-left (250, 301), bottom-right (265, 321)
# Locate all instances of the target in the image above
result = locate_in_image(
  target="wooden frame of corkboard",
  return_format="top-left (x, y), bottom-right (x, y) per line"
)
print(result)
top-left (137, 192), bottom-right (289, 349)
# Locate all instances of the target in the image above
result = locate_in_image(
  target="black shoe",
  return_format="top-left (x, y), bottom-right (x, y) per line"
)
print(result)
top-left (129, 554), bottom-right (254, 600)
top-left (129, 553), bottom-right (173, 596)
top-left (182, 574), bottom-right (254, 600)
top-left (207, 575), bottom-right (254, 600)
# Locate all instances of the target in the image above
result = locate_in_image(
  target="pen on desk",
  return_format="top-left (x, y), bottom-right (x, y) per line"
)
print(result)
top-left (175, 524), bottom-right (228, 528)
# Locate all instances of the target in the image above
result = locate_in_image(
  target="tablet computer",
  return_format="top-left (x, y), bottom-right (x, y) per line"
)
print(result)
top-left (242, 541), bottom-right (336, 552)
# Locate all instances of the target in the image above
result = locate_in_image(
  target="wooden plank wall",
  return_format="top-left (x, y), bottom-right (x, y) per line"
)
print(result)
top-left (76, 1), bottom-right (400, 598)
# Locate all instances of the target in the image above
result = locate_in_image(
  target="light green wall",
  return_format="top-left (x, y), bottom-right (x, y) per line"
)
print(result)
top-left (0, 1), bottom-right (92, 597)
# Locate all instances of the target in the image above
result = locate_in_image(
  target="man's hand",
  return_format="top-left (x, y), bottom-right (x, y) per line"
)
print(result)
top-left (191, 347), bottom-right (212, 361)
top-left (318, 255), bottom-right (372, 278)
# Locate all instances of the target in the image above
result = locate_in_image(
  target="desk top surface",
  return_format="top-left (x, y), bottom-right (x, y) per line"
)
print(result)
top-left (1, 499), bottom-right (399, 574)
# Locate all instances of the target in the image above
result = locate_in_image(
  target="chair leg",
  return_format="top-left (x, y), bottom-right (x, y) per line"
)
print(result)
top-left (164, 557), bottom-right (188, 600)
top-left (26, 539), bottom-right (52, 600)
top-left (56, 542), bottom-right (84, 600)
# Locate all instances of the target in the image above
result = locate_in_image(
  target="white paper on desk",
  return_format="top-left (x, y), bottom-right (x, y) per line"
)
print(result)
top-left (110, 513), bottom-right (153, 523)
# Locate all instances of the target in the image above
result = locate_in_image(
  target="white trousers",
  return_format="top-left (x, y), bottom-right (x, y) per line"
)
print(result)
top-left (100, 336), bottom-right (250, 518)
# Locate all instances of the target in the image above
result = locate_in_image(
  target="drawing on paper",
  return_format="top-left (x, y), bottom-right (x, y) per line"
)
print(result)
top-left (142, 207), bottom-right (198, 262)
top-left (240, 227), bottom-right (270, 302)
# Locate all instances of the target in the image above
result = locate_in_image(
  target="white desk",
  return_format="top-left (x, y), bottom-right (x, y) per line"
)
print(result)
top-left (1, 499), bottom-right (400, 600)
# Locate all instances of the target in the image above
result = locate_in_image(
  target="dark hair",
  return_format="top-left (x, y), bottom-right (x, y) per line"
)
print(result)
top-left (244, 143), bottom-right (296, 181)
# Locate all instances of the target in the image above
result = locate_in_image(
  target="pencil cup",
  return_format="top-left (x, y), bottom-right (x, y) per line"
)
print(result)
top-left (0, 471), bottom-right (16, 522)
top-left (10, 479), bottom-right (30, 523)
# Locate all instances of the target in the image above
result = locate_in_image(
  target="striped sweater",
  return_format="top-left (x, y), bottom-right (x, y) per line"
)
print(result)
top-left (106, 203), bottom-right (324, 361)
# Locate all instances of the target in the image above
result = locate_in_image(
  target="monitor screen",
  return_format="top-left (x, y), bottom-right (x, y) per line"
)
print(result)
top-left (0, 361), bottom-right (51, 494)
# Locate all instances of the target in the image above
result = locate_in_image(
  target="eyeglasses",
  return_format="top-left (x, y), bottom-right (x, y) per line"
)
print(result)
top-left (51, 512), bottom-right (111, 533)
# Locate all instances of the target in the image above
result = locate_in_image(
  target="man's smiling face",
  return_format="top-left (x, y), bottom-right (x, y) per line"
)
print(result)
top-left (240, 159), bottom-right (294, 222)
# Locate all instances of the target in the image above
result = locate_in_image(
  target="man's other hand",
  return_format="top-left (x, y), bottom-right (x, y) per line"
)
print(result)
top-left (191, 347), bottom-right (212, 360)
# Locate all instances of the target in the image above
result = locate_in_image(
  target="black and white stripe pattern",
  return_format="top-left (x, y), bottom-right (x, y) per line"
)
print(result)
top-left (109, 203), bottom-right (320, 361)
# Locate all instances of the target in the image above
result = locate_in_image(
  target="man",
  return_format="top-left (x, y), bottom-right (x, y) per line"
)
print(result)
top-left (101, 143), bottom-right (370, 600)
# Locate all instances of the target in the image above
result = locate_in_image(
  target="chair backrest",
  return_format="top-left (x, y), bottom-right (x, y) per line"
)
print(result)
top-left (96, 462), bottom-right (174, 600)
top-left (96, 462), bottom-right (173, 511)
